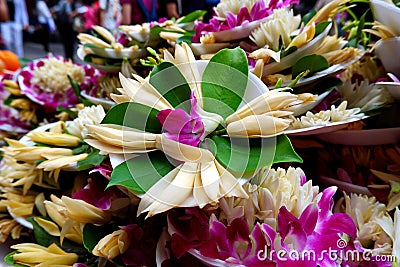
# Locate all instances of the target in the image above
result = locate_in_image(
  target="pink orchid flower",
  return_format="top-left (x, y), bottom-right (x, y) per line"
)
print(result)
top-left (167, 187), bottom-right (358, 267)
top-left (157, 93), bottom-right (205, 147)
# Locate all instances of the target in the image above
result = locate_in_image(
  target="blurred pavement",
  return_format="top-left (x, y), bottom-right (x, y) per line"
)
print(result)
top-left (22, 41), bottom-right (83, 64)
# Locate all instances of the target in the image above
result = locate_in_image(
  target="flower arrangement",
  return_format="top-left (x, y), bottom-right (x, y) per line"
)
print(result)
top-left (18, 55), bottom-right (101, 112)
top-left (0, 41), bottom-right (397, 267)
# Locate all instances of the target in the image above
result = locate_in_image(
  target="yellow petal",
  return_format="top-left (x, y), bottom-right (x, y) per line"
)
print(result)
top-left (227, 114), bottom-right (291, 137)
top-left (200, 161), bottom-right (221, 204)
top-left (287, 22), bottom-right (315, 49)
top-left (34, 217), bottom-right (60, 236)
top-left (156, 134), bottom-right (215, 163)
top-left (36, 154), bottom-right (88, 171)
top-left (114, 73), bottom-right (172, 111)
top-left (27, 132), bottom-right (81, 147)
top-left (143, 162), bottom-right (197, 216)
top-left (61, 196), bottom-right (111, 224)
top-left (86, 124), bottom-right (159, 153)
top-left (226, 90), bottom-right (297, 124)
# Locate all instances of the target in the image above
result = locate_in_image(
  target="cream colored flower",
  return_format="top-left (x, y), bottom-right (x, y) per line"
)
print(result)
top-left (225, 89), bottom-right (298, 137)
top-left (219, 167), bottom-right (319, 229)
top-left (11, 243), bottom-right (78, 267)
top-left (338, 193), bottom-right (393, 252)
top-left (66, 105), bottom-right (106, 139)
top-left (44, 195), bottom-right (83, 244)
top-left (27, 131), bottom-right (81, 147)
top-left (60, 196), bottom-right (112, 224)
top-left (336, 80), bottom-right (393, 112)
top-left (214, 0), bottom-right (256, 19)
top-left (0, 190), bottom-right (37, 218)
top-left (0, 156), bottom-right (44, 194)
top-left (249, 47), bottom-right (281, 63)
top-left (85, 124), bottom-right (159, 154)
top-left (0, 218), bottom-right (23, 243)
top-left (92, 228), bottom-right (130, 259)
top-left (288, 101), bottom-right (363, 129)
top-left (307, 0), bottom-right (350, 26)
top-left (2, 138), bottom-right (73, 164)
top-left (287, 22), bottom-right (316, 49)
top-left (111, 73), bottom-right (173, 110)
top-left (30, 55), bottom-right (86, 94)
top-left (250, 8), bottom-right (301, 50)
top-left (138, 135), bottom-right (248, 217)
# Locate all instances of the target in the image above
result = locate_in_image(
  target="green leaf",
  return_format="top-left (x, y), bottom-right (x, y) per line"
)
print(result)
top-left (83, 224), bottom-right (115, 253)
top-left (26, 217), bottom-right (57, 247)
top-left (77, 149), bottom-right (106, 171)
top-left (281, 46), bottom-right (297, 58)
top-left (208, 134), bottom-right (302, 176)
top-left (176, 35), bottom-right (193, 44)
top-left (25, 217), bottom-right (88, 256)
top-left (56, 106), bottom-right (78, 119)
top-left (67, 75), bottom-right (94, 107)
top-left (178, 10), bottom-right (207, 23)
top-left (101, 102), bottom-right (162, 133)
top-left (149, 62), bottom-right (192, 112)
top-left (108, 151), bottom-right (175, 194)
top-left (292, 54), bottom-right (329, 78)
top-left (4, 252), bottom-right (27, 267)
top-left (315, 21), bottom-right (332, 36)
top-left (202, 47), bottom-right (248, 119)
top-left (301, 9), bottom-right (317, 25)
top-left (273, 135), bottom-right (303, 164)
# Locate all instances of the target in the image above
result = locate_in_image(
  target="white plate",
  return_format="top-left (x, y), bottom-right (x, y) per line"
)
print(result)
top-left (374, 37), bottom-right (400, 77)
top-left (316, 127), bottom-right (400, 145)
top-left (89, 47), bottom-right (147, 59)
top-left (212, 17), bottom-right (270, 42)
top-left (262, 21), bottom-right (332, 76)
top-left (370, 0), bottom-right (400, 35)
top-left (283, 46), bottom-right (365, 88)
top-left (77, 47), bottom-right (121, 73)
top-left (284, 116), bottom-right (365, 136)
top-left (376, 81), bottom-right (400, 100)
top-left (81, 91), bottom-right (115, 110)
top-left (189, 43), bottom-right (232, 56)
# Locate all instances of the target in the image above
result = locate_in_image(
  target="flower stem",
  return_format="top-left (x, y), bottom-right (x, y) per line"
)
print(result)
top-left (211, 128), bottom-right (227, 136)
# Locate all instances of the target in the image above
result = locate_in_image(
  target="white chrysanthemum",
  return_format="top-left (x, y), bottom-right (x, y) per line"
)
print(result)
top-left (250, 8), bottom-right (301, 50)
top-left (336, 80), bottom-right (393, 112)
top-left (214, 0), bottom-right (259, 19)
top-left (289, 101), bottom-right (363, 129)
top-left (219, 167), bottom-right (320, 229)
top-left (289, 110), bottom-right (331, 128)
top-left (31, 56), bottom-right (86, 94)
top-left (66, 105), bottom-right (106, 139)
top-left (341, 193), bottom-right (393, 254)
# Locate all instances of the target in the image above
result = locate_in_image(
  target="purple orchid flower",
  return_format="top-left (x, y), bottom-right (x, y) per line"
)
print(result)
top-left (117, 31), bottom-right (130, 47)
top-left (19, 55), bottom-right (102, 112)
top-left (193, 0), bottom-right (298, 42)
top-left (167, 187), bottom-right (358, 266)
top-left (72, 176), bottom-right (117, 210)
top-left (119, 222), bottom-right (163, 267)
top-left (157, 92), bottom-right (205, 147)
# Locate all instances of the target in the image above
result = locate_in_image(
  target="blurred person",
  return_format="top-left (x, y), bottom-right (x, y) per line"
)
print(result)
top-left (83, 0), bottom-right (99, 31)
top-left (52, 0), bottom-right (76, 60)
top-left (0, 0), bottom-right (20, 73)
top-left (36, 0), bottom-right (56, 52)
top-left (99, 0), bottom-right (121, 31)
top-left (0, 0), bottom-right (9, 22)
top-left (1, 0), bottom-right (29, 57)
top-left (160, 0), bottom-right (217, 21)
top-left (120, 0), bottom-right (158, 25)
